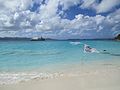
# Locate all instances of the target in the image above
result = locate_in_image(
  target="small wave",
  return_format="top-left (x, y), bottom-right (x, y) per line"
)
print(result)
top-left (0, 50), bottom-right (63, 56)
top-left (100, 51), bottom-right (120, 57)
top-left (29, 51), bottom-right (63, 56)
top-left (110, 53), bottom-right (120, 56)
top-left (70, 42), bottom-right (82, 45)
top-left (0, 72), bottom-right (64, 85)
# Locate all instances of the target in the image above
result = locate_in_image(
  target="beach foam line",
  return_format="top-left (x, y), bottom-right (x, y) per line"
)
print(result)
top-left (0, 72), bottom-right (64, 85)
top-left (0, 70), bottom-right (104, 85)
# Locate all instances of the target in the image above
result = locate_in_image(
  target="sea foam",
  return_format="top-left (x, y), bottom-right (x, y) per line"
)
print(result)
top-left (0, 72), bottom-right (63, 85)
top-left (70, 42), bottom-right (82, 45)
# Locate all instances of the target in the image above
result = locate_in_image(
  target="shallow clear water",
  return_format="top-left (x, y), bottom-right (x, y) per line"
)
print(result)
top-left (0, 40), bottom-right (120, 72)
top-left (0, 40), bottom-right (120, 84)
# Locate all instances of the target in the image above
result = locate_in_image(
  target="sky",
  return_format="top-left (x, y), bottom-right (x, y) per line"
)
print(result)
top-left (0, 0), bottom-right (120, 39)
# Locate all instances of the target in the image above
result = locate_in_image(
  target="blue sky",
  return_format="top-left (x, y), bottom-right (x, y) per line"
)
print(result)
top-left (0, 0), bottom-right (120, 39)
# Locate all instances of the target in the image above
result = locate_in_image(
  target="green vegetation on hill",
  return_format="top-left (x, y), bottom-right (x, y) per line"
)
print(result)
top-left (115, 34), bottom-right (120, 40)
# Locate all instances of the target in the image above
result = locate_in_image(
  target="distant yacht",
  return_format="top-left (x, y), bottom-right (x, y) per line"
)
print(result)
top-left (31, 36), bottom-right (45, 41)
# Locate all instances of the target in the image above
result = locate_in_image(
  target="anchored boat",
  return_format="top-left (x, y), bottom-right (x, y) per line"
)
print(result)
top-left (31, 37), bottom-right (45, 41)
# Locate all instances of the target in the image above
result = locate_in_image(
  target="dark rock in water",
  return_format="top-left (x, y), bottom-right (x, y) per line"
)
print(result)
top-left (115, 34), bottom-right (120, 40)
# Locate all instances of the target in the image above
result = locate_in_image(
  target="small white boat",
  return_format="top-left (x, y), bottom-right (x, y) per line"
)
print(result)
top-left (31, 37), bottom-right (45, 41)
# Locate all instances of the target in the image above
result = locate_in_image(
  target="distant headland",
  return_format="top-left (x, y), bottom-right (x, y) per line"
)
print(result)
top-left (0, 37), bottom-right (55, 41)
top-left (0, 37), bottom-right (115, 41)
top-left (115, 34), bottom-right (120, 40)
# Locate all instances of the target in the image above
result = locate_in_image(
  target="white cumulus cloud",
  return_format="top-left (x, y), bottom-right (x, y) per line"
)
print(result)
top-left (0, 0), bottom-right (120, 39)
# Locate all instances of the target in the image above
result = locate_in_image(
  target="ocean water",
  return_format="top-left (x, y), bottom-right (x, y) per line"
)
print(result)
top-left (0, 40), bottom-right (120, 84)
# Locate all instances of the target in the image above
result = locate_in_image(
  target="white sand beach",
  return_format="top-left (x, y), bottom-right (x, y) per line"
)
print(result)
top-left (0, 60), bottom-right (120, 90)
top-left (0, 0), bottom-right (120, 89)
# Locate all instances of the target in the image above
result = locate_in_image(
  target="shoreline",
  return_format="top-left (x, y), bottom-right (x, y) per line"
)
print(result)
top-left (0, 59), bottom-right (120, 90)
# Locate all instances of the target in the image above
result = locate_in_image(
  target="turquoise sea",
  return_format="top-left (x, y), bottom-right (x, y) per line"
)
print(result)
top-left (0, 40), bottom-right (120, 84)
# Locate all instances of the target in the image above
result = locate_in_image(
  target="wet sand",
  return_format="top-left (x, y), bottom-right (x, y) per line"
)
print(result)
top-left (0, 60), bottom-right (120, 90)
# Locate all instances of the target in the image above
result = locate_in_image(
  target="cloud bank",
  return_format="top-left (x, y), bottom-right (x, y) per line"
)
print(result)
top-left (0, 0), bottom-right (120, 39)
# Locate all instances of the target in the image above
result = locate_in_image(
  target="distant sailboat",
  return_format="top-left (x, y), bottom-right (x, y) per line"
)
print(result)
top-left (31, 36), bottom-right (45, 41)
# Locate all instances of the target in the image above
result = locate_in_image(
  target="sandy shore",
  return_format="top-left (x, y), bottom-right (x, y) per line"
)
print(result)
top-left (0, 60), bottom-right (120, 90)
